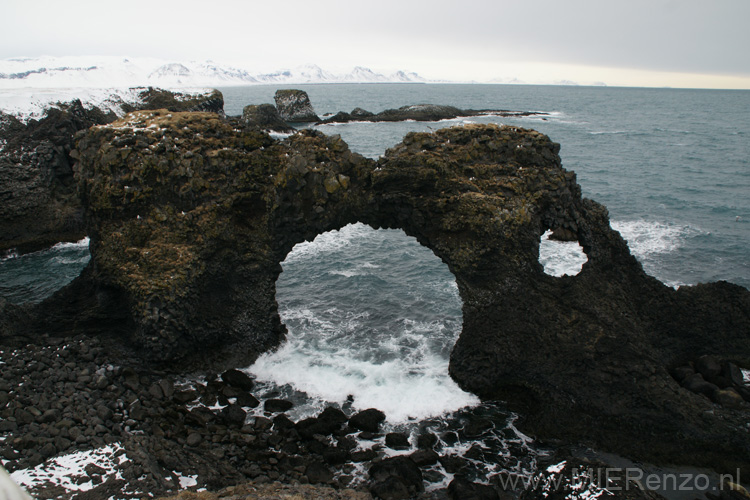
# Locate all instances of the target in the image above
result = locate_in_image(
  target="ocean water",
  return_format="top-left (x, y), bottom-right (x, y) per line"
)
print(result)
top-left (0, 238), bottom-right (90, 304)
top-left (2, 85), bottom-right (749, 485)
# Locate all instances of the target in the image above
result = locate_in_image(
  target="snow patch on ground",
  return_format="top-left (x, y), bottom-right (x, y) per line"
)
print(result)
top-left (11, 443), bottom-right (127, 493)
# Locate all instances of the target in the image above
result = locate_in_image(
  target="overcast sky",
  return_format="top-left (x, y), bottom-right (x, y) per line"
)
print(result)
top-left (3, 0), bottom-right (750, 88)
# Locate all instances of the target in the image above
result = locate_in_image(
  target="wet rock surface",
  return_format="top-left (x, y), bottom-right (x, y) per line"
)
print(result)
top-left (2, 113), bottom-right (750, 497)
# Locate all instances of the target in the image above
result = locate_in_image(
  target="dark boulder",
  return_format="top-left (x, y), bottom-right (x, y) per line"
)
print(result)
top-left (681, 373), bottom-right (719, 398)
top-left (219, 404), bottom-right (246, 426)
top-left (274, 89), bottom-right (319, 123)
top-left (369, 456), bottom-right (423, 499)
top-left (448, 477), bottom-right (499, 500)
top-left (385, 432), bottom-right (410, 450)
top-left (670, 365), bottom-right (694, 383)
top-left (241, 103), bottom-right (294, 133)
top-left (722, 361), bottom-right (745, 387)
top-left (264, 399), bottom-right (294, 413)
top-left (305, 461), bottom-right (334, 484)
top-left (417, 432), bottom-right (438, 450)
top-left (0, 101), bottom-right (110, 254)
top-left (220, 368), bottom-right (255, 391)
top-left (296, 406), bottom-right (348, 438)
top-left (351, 107), bottom-right (374, 118)
top-left (349, 408), bottom-right (386, 433)
top-left (695, 354), bottom-right (722, 379)
top-left (410, 449), bottom-right (439, 467)
top-left (713, 388), bottom-right (745, 408)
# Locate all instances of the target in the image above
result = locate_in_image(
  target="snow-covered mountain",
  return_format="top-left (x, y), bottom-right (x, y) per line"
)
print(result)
top-left (0, 57), bottom-right (428, 88)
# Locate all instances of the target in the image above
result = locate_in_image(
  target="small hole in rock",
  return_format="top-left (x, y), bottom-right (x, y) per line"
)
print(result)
top-left (539, 229), bottom-right (588, 277)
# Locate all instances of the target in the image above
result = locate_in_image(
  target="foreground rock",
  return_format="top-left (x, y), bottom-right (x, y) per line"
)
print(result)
top-left (319, 104), bottom-right (547, 124)
top-left (11, 116), bottom-right (750, 480)
top-left (0, 88), bottom-right (224, 254)
top-left (241, 103), bottom-right (294, 133)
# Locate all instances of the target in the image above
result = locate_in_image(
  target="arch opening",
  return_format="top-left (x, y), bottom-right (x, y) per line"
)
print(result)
top-left (250, 222), bottom-right (478, 423)
top-left (0, 237), bottom-right (91, 304)
top-left (539, 229), bottom-right (588, 277)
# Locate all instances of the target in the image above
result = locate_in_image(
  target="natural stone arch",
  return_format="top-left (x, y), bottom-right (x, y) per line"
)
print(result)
top-left (264, 222), bottom-right (471, 419)
top-left (49, 110), bottom-right (750, 476)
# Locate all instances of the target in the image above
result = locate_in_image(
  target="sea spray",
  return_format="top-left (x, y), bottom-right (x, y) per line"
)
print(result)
top-left (249, 223), bottom-right (479, 423)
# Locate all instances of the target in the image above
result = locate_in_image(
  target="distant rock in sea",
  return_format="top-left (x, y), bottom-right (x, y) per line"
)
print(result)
top-left (274, 89), bottom-right (320, 123)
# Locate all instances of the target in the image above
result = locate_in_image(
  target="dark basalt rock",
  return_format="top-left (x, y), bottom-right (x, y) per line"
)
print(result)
top-left (448, 477), bottom-right (500, 500)
top-left (0, 101), bottom-right (112, 253)
top-left (672, 355), bottom-right (750, 408)
top-left (220, 368), bottom-right (255, 391)
top-left (241, 103), bottom-right (294, 133)
top-left (0, 88), bottom-right (224, 254)
top-left (349, 409), bottom-right (387, 433)
top-left (369, 456), bottom-right (424, 499)
top-left (385, 432), bottom-right (410, 449)
top-left (264, 398), bottom-right (294, 413)
top-left (274, 89), bottom-right (320, 123)
top-left (16, 114), bottom-right (750, 479)
top-left (319, 103), bottom-right (547, 124)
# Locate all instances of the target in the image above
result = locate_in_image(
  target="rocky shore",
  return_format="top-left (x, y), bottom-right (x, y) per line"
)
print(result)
top-left (1, 91), bottom-right (749, 499)
top-left (6, 331), bottom-right (728, 500)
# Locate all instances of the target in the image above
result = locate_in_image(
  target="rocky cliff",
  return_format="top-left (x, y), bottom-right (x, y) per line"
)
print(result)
top-left (17, 114), bottom-right (750, 478)
top-left (0, 88), bottom-right (224, 254)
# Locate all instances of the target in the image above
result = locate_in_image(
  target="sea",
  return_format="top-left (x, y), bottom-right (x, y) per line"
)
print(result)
top-left (2, 84), bottom-right (749, 491)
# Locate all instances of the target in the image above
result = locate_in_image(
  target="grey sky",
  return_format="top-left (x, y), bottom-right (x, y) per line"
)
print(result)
top-left (2, 0), bottom-right (750, 88)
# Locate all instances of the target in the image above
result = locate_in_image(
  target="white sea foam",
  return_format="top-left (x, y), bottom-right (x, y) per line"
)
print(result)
top-left (281, 223), bottom-right (370, 264)
top-left (250, 311), bottom-right (478, 423)
top-left (539, 230), bottom-right (587, 277)
top-left (611, 220), bottom-right (699, 258)
top-left (743, 369), bottom-right (750, 384)
top-left (50, 237), bottom-right (90, 251)
top-left (254, 223), bottom-right (478, 423)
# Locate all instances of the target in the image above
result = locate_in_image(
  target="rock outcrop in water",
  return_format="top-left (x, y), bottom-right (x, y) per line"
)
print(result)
top-left (13, 113), bottom-right (750, 479)
top-left (319, 104), bottom-right (547, 124)
top-left (0, 88), bottom-right (224, 254)
top-left (274, 89), bottom-right (320, 123)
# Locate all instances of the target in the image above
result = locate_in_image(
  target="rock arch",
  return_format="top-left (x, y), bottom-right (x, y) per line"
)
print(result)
top-left (55, 110), bottom-right (750, 474)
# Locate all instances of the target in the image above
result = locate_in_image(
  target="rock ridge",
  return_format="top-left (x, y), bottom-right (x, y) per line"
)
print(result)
top-left (319, 103), bottom-right (547, 124)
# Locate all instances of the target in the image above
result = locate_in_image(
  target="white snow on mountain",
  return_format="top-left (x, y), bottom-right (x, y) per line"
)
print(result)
top-left (0, 57), bottom-right (428, 89)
